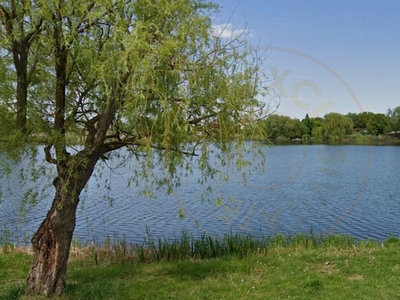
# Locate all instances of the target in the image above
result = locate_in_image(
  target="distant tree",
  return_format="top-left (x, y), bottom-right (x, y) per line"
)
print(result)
top-left (387, 106), bottom-right (400, 131)
top-left (366, 113), bottom-right (392, 135)
top-left (358, 112), bottom-right (375, 129)
top-left (310, 117), bottom-right (323, 138)
top-left (346, 112), bottom-right (375, 130)
top-left (263, 115), bottom-right (307, 139)
top-left (312, 126), bottom-right (324, 139)
top-left (284, 118), bottom-right (307, 139)
top-left (346, 112), bottom-right (360, 129)
top-left (263, 114), bottom-right (290, 139)
top-left (322, 112), bottom-right (353, 140)
top-left (301, 113), bottom-right (313, 135)
top-left (314, 117), bottom-right (324, 123)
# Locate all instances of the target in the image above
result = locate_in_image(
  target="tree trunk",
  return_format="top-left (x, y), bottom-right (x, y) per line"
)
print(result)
top-left (15, 52), bottom-right (28, 132)
top-left (26, 150), bottom-right (100, 297)
top-left (26, 176), bottom-right (81, 297)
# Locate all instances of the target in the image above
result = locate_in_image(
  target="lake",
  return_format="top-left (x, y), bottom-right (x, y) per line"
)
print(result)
top-left (1, 144), bottom-right (399, 244)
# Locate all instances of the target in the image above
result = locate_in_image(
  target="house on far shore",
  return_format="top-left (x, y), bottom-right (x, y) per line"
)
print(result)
top-left (385, 131), bottom-right (400, 139)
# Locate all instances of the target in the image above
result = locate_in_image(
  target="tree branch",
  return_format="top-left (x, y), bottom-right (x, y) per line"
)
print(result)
top-left (44, 144), bottom-right (57, 164)
top-left (188, 113), bottom-right (217, 125)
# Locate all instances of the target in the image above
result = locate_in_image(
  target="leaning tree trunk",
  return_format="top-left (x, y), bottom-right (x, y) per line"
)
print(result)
top-left (26, 152), bottom-right (99, 297)
top-left (26, 176), bottom-right (82, 296)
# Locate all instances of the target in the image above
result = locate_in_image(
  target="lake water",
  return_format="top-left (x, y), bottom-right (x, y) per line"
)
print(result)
top-left (1, 144), bottom-right (399, 244)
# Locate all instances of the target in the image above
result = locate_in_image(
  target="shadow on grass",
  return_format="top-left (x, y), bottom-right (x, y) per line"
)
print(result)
top-left (0, 284), bottom-right (25, 300)
top-left (64, 281), bottom-right (124, 300)
top-left (162, 259), bottom-right (232, 281)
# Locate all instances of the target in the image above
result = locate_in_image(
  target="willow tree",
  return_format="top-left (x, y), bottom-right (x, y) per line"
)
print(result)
top-left (0, 0), bottom-right (271, 297)
top-left (322, 112), bottom-right (354, 140)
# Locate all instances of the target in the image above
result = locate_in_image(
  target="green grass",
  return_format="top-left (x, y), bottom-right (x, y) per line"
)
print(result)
top-left (1, 233), bottom-right (400, 299)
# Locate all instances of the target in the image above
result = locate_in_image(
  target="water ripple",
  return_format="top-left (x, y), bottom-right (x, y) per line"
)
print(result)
top-left (1, 145), bottom-right (400, 244)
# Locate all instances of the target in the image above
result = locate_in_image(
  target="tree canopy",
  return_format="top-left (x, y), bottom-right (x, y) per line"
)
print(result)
top-left (366, 113), bottom-right (392, 135)
top-left (387, 106), bottom-right (400, 131)
top-left (322, 112), bottom-right (353, 140)
top-left (262, 114), bottom-right (306, 139)
top-left (260, 109), bottom-right (399, 141)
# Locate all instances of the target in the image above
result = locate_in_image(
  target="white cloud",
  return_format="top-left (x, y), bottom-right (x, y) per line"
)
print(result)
top-left (211, 23), bottom-right (250, 39)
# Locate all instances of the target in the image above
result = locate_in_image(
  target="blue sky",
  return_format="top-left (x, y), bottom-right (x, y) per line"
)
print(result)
top-left (212, 0), bottom-right (400, 119)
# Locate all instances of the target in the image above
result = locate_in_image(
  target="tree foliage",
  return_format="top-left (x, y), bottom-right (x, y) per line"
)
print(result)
top-left (0, 0), bottom-right (43, 133)
top-left (310, 117), bottom-right (323, 139)
top-left (284, 118), bottom-right (307, 139)
top-left (0, 0), bottom-right (272, 296)
top-left (366, 113), bottom-right (392, 135)
top-left (301, 113), bottom-right (312, 135)
top-left (387, 106), bottom-right (400, 131)
top-left (0, 0), bottom-right (270, 176)
top-left (263, 115), bottom-right (306, 139)
top-left (346, 111), bottom-right (375, 129)
top-left (263, 115), bottom-right (289, 139)
top-left (322, 113), bottom-right (353, 140)
top-left (262, 110), bottom-right (397, 141)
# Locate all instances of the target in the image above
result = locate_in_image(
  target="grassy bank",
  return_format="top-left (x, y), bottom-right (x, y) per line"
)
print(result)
top-left (1, 233), bottom-right (400, 299)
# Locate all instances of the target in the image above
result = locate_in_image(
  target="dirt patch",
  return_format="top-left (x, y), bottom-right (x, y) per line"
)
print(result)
top-left (317, 261), bottom-right (339, 274)
top-left (348, 274), bottom-right (364, 281)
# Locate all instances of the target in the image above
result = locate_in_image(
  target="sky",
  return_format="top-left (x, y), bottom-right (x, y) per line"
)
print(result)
top-left (212, 0), bottom-right (400, 119)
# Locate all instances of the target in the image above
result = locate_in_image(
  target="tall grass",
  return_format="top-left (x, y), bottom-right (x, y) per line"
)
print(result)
top-left (0, 227), bottom-right (373, 264)
top-left (0, 224), bottom-right (15, 254)
top-left (133, 230), bottom-right (268, 262)
top-left (86, 229), bottom-right (361, 263)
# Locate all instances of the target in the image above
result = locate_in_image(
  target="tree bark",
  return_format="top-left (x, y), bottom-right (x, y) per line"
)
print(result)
top-left (26, 177), bottom-right (80, 296)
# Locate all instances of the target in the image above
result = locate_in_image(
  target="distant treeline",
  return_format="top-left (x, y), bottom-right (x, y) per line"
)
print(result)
top-left (260, 106), bottom-right (400, 140)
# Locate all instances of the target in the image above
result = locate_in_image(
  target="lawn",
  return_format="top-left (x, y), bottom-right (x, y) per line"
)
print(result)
top-left (1, 234), bottom-right (399, 299)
